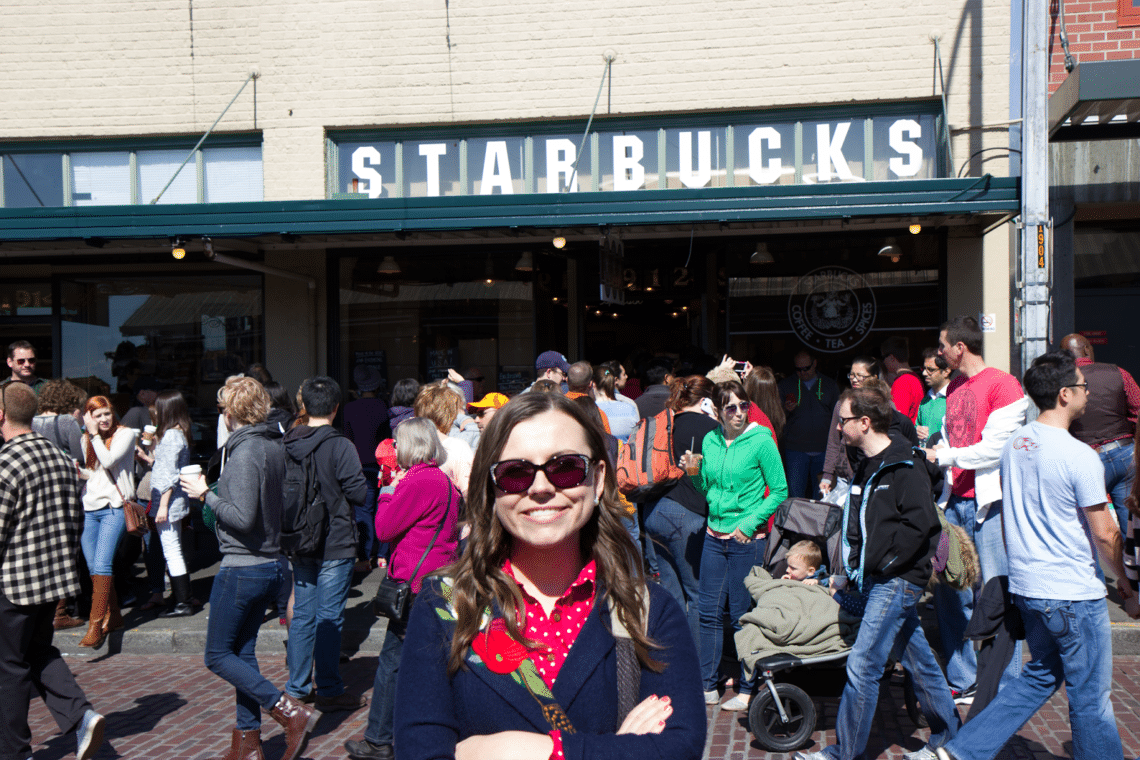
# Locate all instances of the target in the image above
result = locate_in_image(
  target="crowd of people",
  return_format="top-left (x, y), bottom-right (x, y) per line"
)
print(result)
top-left (0, 315), bottom-right (1137, 760)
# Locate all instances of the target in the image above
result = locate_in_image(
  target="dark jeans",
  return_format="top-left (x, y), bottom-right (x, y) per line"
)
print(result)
top-left (783, 450), bottom-right (825, 500)
top-left (204, 562), bottom-right (283, 730)
top-left (0, 591), bottom-right (91, 760)
top-left (698, 532), bottom-right (763, 693)
top-left (364, 619), bottom-right (405, 747)
top-left (644, 496), bottom-right (704, 646)
top-left (357, 469), bottom-right (380, 562)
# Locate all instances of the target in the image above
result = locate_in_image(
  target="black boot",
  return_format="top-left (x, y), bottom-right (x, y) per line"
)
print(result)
top-left (162, 574), bottom-right (194, 618)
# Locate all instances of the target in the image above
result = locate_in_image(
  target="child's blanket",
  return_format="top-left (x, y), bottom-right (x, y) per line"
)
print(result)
top-left (735, 567), bottom-right (860, 679)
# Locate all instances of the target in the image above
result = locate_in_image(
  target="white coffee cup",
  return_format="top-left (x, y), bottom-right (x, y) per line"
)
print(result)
top-left (142, 425), bottom-right (157, 445)
top-left (180, 464), bottom-right (202, 477)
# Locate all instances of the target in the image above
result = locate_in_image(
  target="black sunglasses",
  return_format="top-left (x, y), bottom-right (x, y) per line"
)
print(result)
top-left (489, 454), bottom-right (592, 494)
top-left (794, 364), bottom-right (814, 372)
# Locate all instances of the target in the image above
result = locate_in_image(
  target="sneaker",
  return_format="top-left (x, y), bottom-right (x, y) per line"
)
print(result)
top-left (76, 709), bottom-right (105, 760)
top-left (315, 692), bottom-right (367, 712)
top-left (902, 748), bottom-right (936, 760)
top-left (793, 749), bottom-right (838, 760)
top-left (720, 695), bottom-right (750, 711)
top-left (950, 685), bottom-right (976, 705)
top-left (934, 748), bottom-right (957, 760)
top-left (345, 739), bottom-right (394, 760)
top-left (704, 689), bottom-right (720, 705)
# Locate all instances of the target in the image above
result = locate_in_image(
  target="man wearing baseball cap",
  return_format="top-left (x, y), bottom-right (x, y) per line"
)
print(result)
top-left (527, 350), bottom-right (570, 392)
top-left (468, 393), bottom-right (509, 432)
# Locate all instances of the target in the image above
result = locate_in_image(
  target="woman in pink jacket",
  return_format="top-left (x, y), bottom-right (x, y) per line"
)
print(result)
top-left (345, 417), bottom-right (461, 760)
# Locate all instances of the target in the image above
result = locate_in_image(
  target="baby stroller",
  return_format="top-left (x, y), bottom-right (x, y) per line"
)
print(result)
top-left (744, 496), bottom-right (852, 751)
top-left (744, 497), bottom-right (926, 751)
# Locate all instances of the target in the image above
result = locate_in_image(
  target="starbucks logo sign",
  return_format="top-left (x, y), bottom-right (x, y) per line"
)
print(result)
top-left (788, 266), bottom-right (876, 352)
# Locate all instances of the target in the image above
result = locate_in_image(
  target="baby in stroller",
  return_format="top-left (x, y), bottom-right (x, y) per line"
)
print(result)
top-left (781, 539), bottom-right (865, 616)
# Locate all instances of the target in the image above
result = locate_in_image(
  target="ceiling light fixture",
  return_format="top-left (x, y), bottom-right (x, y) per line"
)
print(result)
top-left (377, 256), bottom-right (401, 275)
top-left (514, 251), bottom-right (534, 271)
top-left (877, 237), bottom-right (902, 263)
top-left (171, 239), bottom-right (187, 260)
top-left (750, 242), bottom-right (775, 264)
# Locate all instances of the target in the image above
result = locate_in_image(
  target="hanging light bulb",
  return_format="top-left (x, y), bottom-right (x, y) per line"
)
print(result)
top-left (377, 256), bottom-right (401, 275)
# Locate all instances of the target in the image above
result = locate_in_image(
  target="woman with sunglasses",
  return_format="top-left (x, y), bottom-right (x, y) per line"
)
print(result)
top-left (820, 356), bottom-right (881, 498)
top-left (682, 379), bottom-right (787, 711)
top-left (393, 393), bottom-right (705, 760)
top-left (345, 417), bottom-right (461, 760)
top-left (76, 395), bottom-right (137, 648)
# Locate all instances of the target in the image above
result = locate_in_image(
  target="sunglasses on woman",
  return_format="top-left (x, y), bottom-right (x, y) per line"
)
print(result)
top-left (723, 401), bottom-right (751, 416)
top-left (489, 454), bottom-right (593, 494)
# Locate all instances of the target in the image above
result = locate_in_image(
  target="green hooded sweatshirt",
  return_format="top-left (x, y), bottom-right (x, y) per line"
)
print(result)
top-left (695, 423), bottom-right (788, 537)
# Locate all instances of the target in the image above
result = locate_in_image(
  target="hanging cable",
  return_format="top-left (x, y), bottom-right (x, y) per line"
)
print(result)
top-left (567, 53), bottom-right (615, 192)
top-left (150, 71), bottom-right (258, 204)
top-left (1058, 0), bottom-right (1076, 73)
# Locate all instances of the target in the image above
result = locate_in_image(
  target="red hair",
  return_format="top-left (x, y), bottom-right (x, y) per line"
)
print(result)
top-left (83, 396), bottom-right (120, 470)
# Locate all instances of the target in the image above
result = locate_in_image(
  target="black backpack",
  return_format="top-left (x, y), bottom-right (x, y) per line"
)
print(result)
top-left (280, 435), bottom-right (340, 557)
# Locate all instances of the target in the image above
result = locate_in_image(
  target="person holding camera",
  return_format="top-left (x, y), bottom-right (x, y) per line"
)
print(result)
top-left (345, 417), bottom-right (461, 760)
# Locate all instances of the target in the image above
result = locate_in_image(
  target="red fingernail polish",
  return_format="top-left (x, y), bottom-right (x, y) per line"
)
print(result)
top-left (658, 720), bottom-right (665, 726)
top-left (661, 696), bottom-right (671, 703)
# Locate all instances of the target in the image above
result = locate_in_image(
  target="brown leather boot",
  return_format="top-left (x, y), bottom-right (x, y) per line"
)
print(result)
top-left (210, 728), bottom-right (264, 760)
top-left (106, 582), bottom-right (124, 632)
top-left (79, 576), bottom-right (111, 648)
top-left (53, 598), bottom-right (84, 630)
top-left (267, 693), bottom-right (319, 760)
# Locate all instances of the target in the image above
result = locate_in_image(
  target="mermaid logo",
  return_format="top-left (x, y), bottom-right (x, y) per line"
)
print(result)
top-left (788, 266), bottom-right (876, 352)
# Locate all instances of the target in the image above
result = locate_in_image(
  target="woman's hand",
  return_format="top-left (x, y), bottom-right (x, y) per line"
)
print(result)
top-left (714, 354), bottom-right (735, 374)
top-left (617, 694), bottom-right (672, 735)
top-left (180, 473), bottom-right (208, 501)
top-left (730, 528), bottom-right (751, 544)
top-left (819, 476), bottom-right (833, 495)
top-left (448, 368), bottom-right (465, 384)
top-left (135, 446), bottom-right (154, 466)
top-left (391, 468), bottom-right (407, 488)
top-left (83, 410), bottom-right (98, 435)
top-left (155, 505), bottom-right (169, 525)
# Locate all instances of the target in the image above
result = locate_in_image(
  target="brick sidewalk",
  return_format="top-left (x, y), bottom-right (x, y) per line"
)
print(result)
top-left (27, 653), bottom-right (1140, 759)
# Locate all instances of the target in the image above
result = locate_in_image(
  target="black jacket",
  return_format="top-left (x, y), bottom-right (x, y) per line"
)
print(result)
top-left (283, 425), bottom-right (369, 561)
top-left (845, 437), bottom-right (942, 589)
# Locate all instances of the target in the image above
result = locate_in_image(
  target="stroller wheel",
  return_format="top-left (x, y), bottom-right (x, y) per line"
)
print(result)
top-left (748, 682), bottom-right (816, 752)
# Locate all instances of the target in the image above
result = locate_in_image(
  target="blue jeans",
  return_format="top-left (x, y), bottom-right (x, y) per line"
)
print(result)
top-left (932, 496), bottom-right (1021, 692)
top-left (286, 557), bottom-right (354, 698)
top-left (698, 533), bottom-right (763, 693)
top-left (357, 469), bottom-right (380, 562)
top-left (941, 595), bottom-right (1121, 760)
top-left (784, 450), bottom-right (825, 500)
top-left (364, 619), bottom-right (405, 747)
top-left (80, 507), bottom-right (126, 576)
top-left (204, 562), bottom-right (283, 730)
top-left (1100, 442), bottom-right (1135, 537)
top-left (644, 497), bottom-right (704, 647)
top-left (828, 577), bottom-right (960, 760)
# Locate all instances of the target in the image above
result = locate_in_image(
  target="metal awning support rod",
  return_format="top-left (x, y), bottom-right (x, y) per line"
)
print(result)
top-left (149, 72), bottom-right (258, 205)
top-left (207, 249), bottom-right (316, 290)
top-left (568, 53), bottom-right (615, 192)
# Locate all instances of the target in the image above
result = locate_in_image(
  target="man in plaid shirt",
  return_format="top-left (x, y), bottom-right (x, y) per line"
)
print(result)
top-left (0, 381), bottom-right (105, 760)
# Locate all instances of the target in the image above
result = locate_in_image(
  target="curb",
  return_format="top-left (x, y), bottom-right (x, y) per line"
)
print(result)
top-left (55, 621), bottom-right (390, 656)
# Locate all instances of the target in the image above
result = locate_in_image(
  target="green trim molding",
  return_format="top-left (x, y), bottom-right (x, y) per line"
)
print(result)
top-left (0, 176), bottom-right (1018, 242)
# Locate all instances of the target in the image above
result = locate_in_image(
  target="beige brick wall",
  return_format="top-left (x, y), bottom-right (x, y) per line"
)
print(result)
top-left (1, 0), bottom-right (1014, 199)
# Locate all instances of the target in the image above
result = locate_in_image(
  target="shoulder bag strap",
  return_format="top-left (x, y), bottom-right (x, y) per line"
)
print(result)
top-left (403, 485), bottom-right (451, 586)
top-left (609, 586), bottom-right (650, 727)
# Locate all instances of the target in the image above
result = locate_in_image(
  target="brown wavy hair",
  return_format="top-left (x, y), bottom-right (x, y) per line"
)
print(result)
top-left (441, 392), bottom-right (662, 676)
top-left (743, 366), bottom-right (785, 440)
top-left (667, 374), bottom-right (717, 412)
top-left (38, 379), bottom-right (87, 415)
top-left (83, 395), bottom-right (120, 470)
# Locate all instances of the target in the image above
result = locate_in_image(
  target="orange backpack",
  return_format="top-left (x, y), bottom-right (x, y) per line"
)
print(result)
top-left (616, 409), bottom-right (686, 501)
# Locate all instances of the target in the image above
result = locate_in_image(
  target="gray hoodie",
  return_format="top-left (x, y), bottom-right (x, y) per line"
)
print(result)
top-left (206, 423), bottom-right (285, 567)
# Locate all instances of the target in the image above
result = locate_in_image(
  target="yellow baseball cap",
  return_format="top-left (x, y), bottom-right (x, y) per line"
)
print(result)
top-left (469, 392), bottom-right (509, 409)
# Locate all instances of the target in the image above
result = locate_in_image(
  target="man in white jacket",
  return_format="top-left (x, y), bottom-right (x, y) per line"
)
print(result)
top-left (924, 315), bottom-right (1029, 704)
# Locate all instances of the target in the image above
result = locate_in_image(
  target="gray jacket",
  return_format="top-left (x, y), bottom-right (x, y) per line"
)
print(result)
top-left (150, 429), bottom-right (191, 523)
top-left (206, 423), bottom-right (285, 567)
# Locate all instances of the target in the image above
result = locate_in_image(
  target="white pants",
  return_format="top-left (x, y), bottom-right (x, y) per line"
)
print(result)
top-left (158, 519), bottom-right (186, 577)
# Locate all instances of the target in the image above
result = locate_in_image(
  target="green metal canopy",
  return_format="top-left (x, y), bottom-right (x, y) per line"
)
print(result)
top-left (0, 176), bottom-right (1017, 243)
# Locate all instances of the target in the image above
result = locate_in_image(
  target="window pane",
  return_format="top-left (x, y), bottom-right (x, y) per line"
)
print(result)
top-left (3, 153), bottom-right (64, 207)
top-left (337, 142), bottom-right (398, 198)
top-left (71, 152), bottom-right (131, 206)
top-left (403, 140), bottom-right (463, 197)
top-left (203, 146), bottom-right (263, 203)
top-left (597, 130), bottom-right (659, 191)
top-left (663, 128), bottom-right (727, 189)
top-left (60, 275), bottom-right (264, 457)
top-left (468, 137), bottom-right (525, 195)
top-left (138, 149), bottom-right (198, 204)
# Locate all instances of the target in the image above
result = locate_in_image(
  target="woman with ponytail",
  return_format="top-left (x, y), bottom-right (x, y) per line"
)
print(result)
top-left (77, 396), bottom-right (137, 648)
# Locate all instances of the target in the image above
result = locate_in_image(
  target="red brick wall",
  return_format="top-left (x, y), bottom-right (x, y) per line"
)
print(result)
top-left (1050, 0), bottom-right (1140, 93)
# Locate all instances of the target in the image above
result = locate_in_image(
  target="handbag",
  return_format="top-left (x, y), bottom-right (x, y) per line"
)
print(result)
top-left (112, 479), bottom-right (152, 537)
top-left (374, 489), bottom-right (451, 622)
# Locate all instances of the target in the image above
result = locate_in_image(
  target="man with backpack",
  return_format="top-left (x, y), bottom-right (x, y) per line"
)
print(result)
top-left (795, 384), bottom-right (960, 760)
top-left (282, 377), bottom-right (369, 712)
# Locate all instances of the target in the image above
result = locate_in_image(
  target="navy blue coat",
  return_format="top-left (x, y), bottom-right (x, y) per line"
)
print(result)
top-left (394, 579), bottom-right (706, 760)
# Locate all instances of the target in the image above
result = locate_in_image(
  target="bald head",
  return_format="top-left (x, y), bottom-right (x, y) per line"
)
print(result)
top-left (1060, 333), bottom-right (1094, 361)
top-left (567, 361), bottom-right (594, 393)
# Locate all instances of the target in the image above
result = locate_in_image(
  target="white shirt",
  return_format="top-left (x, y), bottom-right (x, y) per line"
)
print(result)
top-left (1001, 421), bottom-right (1108, 601)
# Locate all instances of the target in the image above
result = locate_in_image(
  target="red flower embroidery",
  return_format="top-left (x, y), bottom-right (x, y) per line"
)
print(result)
top-left (472, 619), bottom-right (528, 674)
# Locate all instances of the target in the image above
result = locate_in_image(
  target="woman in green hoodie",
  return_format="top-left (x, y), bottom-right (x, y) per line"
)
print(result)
top-left (683, 379), bottom-right (788, 711)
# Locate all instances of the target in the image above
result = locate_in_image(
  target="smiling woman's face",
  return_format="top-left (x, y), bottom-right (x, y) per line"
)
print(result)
top-left (492, 410), bottom-right (604, 553)
top-left (92, 407), bottom-right (114, 432)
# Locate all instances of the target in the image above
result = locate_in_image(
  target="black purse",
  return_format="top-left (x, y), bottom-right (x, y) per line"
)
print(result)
top-left (374, 491), bottom-right (450, 622)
